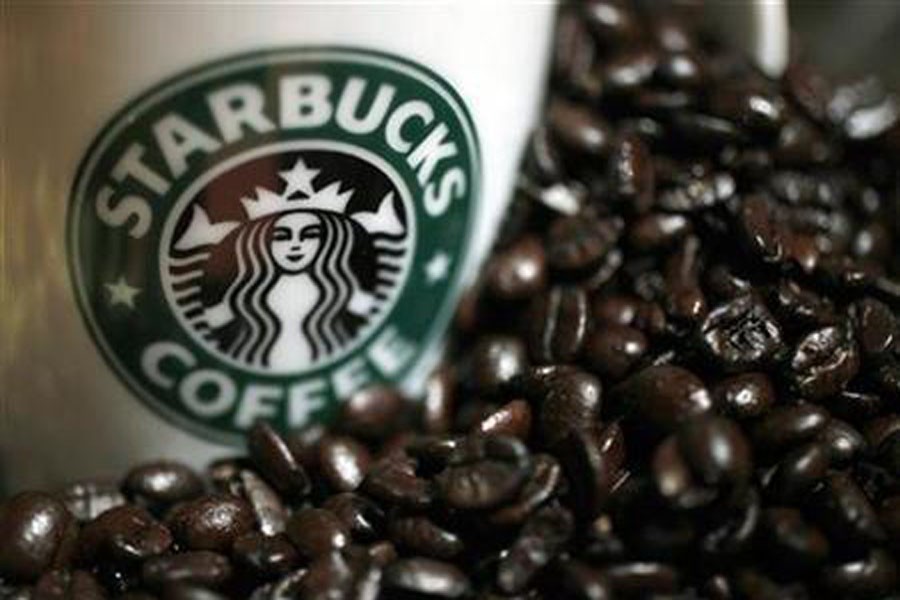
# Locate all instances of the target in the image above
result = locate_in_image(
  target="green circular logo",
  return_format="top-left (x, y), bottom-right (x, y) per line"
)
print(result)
top-left (68, 47), bottom-right (480, 443)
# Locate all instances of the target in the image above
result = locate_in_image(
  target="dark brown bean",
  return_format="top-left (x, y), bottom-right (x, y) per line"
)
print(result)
top-left (556, 424), bottom-right (623, 519)
top-left (318, 435), bottom-right (371, 493)
top-left (338, 386), bottom-right (406, 442)
top-left (530, 367), bottom-right (603, 447)
top-left (489, 454), bottom-right (563, 526)
top-left (788, 324), bottom-right (860, 401)
top-left (435, 435), bottom-right (531, 511)
top-left (467, 335), bottom-right (529, 396)
top-left (766, 443), bottom-right (830, 501)
top-left (608, 133), bottom-right (654, 214)
top-left (547, 97), bottom-right (613, 159)
top-left (78, 504), bottom-right (172, 563)
top-left (496, 505), bottom-right (573, 593)
top-left (474, 399), bottom-right (533, 440)
top-left (247, 422), bottom-right (311, 500)
top-left (0, 492), bottom-right (79, 583)
top-left (389, 516), bottom-right (464, 559)
top-left (165, 495), bottom-right (255, 552)
top-left (122, 461), bottom-right (204, 513)
top-left (485, 235), bottom-right (547, 301)
top-left (322, 493), bottom-right (385, 543)
top-left (33, 569), bottom-right (106, 600)
top-left (383, 558), bottom-right (470, 599)
top-left (584, 324), bottom-right (648, 381)
top-left (810, 473), bottom-right (886, 550)
top-left (698, 294), bottom-right (783, 372)
top-left (613, 365), bottom-right (712, 433)
top-left (850, 297), bottom-right (896, 358)
top-left (237, 469), bottom-right (287, 537)
top-left (750, 404), bottom-right (830, 455)
top-left (142, 551), bottom-right (231, 591)
top-left (819, 549), bottom-right (898, 598)
top-left (712, 372), bottom-right (776, 420)
top-left (285, 508), bottom-right (349, 559)
top-left (231, 533), bottom-right (300, 580)
top-left (361, 456), bottom-right (433, 510)
top-left (760, 507), bottom-right (830, 575)
top-left (421, 367), bottom-right (456, 436)
top-left (601, 562), bottom-right (679, 596)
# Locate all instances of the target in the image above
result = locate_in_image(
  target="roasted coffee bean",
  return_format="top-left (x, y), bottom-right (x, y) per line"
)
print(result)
top-left (601, 562), bottom-right (679, 596)
top-left (602, 48), bottom-right (658, 95)
top-left (556, 424), bottom-right (623, 518)
top-left (738, 195), bottom-right (787, 264)
top-left (0, 492), bottom-right (79, 583)
top-left (162, 584), bottom-right (229, 600)
top-left (662, 235), bottom-right (707, 322)
top-left (628, 213), bottom-right (691, 252)
top-left (712, 372), bottom-right (776, 420)
top-left (322, 493), bottom-right (386, 543)
top-left (547, 97), bottom-right (613, 159)
top-left (613, 365), bottom-right (712, 433)
top-left (765, 442), bottom-right (830, 501)
top-left (123, 461), bottom-right (204, 514)
top-left (78, 504), bottom-right (172, 563)
top-left (810, 473), bottom-right (886, 550)
top-left (698, 294), bottom-right (783, 372)
top-left (879, 496), bottom-right (900, 545)
top-left (299, 547), bottom-right (380, 600)
top-left (788, 324), bottom-right (860, 401)
top-left (490, 454), bottom-right (563, 526)
top-left (474, 400), bottom-right (533, 440)
top-left (318, 435), bottom-right (371, 493)
top-left (554, 558), bottom-right (612, 600)
top-left (608, 133), bottom-right (654, 213)
top-left (58, 480), bottom-right (127, 523)
top-left (467, 336), bottom-right (529, 396)
top-left (361, 456), bottom-right (433, 510)
top-left (435, 435), bottom-right (532, 510)
top-left (165, 495), bottom-right (255, 552)
top-left (850, 297), bottom-right (896, 358)
top-left (32, 569), bottom-right (106, 600)
top-left (142, 552), bottom-right (231, 591)
top-left (339, 386), bottom-right (406, 442)
top-left (818, 549), bottom-right (899, 598)
top-left (816, 418), bottom-right (866, 467)
top-left (709, 85), bottom-right (787, 135)
top-left (767, 279), bottom-right (836, 331)
top-left (389, 516), bottom-right (464, 559)
top-left (670, 112), bottom-right (745, 148)
top-left (422, 367), bottom-right (456, 436)
top-left (496, 505), bottom-right (573, 593)
top-left (485, 235), bottom-right (548, 301)
top-left (750, 404), bottom-right (830, 455)
top-left (384, 558), bottom-right (470, 599)
top-left (654, 417), bottom-right (751, 509)
top-left (657, 172), bottom-right (733, 213)
top-left (231, 533), bottom-right (299, 580)
top-left (237, 469), bottom-right (287, 537)
top-left (247, 422), bottom-right (311, 500)
top-left (528, 367), bottom-right (602, 447)
top-left (759, 508), bottom-right (829, 575)
top-left (584, 324), bottom-right (648, 381)
top-left (546, 216), bottom-right (620, 275)
top-left (285, 508), bottom-right (349, 559)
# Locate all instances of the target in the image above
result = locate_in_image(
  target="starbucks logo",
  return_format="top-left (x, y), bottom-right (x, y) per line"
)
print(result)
top-left (68, 48), bottom-right (479, 442)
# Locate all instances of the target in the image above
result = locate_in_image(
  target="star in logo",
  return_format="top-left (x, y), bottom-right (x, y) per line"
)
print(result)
top-left (105, 276), bottom-right (140, 309)
top-left (424, 252), bottom-right (452, 285)
top-left (279, 158), bottom-right (321, 197)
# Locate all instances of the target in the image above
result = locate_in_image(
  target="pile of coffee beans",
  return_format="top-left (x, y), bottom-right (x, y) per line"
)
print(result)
top-left (3, 2), bottom-right (899, 598)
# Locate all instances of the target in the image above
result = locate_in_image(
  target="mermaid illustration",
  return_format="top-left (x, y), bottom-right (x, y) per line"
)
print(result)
top-left (165, 156), bottom-right (408, 372)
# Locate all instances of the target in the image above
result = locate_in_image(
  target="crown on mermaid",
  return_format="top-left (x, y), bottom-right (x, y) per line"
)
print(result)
top-left (175, 158), bottom-right (404, 251)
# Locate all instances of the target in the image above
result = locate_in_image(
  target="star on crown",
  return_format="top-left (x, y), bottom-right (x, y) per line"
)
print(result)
top-left (240, 158), bottom-right (355, 220)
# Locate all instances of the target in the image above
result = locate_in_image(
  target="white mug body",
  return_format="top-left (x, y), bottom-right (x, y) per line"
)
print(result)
top-left (0, 1), bottom-right (556, 490)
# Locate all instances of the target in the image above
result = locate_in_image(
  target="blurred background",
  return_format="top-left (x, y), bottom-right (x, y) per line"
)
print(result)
top-left (790, 1), bottom-right (900, 89)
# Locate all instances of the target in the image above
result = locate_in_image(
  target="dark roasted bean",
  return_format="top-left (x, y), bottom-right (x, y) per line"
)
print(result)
top-left (123, 461), bottom-right (204, 514)
top-left (33, 569), bottom-right (106, 600)
top-left (816, 418), bottom-right (866, 467)
top-left (485, 235), bottom-right (547, 301)
top-left (546, 217), bottom-right (620, 275)
top-left (231, 533), bottom-right (300, 580)
top-left (165, 495), bottom-right (255, 552)
top-left (810, 473), bottom-right (886, 550)
top-left (361, 456), bottom-right (433, 510)
top-left (247, 422), bottom-right (311, 500)
top-left (548, 97), bottom-right (612, 159)
top-left (285, 509), bottom-right (349, 560)
top-left (474, 400), bottom-right (532, 440)
top-left (556, 424), bottom-right (623, 518)
top-left (698, 294), bottom-right (783, 372)
top-left (339, 386), bottom-right (406, 442)
top-left (389, 516), bottom-right (463, 559)
top-left (436, 435), bottom-right (531, 510)
top-left (318, 435), bottom-right (371, 493)
top-left (850, 297), bottom-right (896, 358)
top-left (78, 504), bottom-right (172, 563)
top-left (0, 493), bottom-right (79, 583)
top-left (760, 508), bottom-right (829, 575)
top-left (628, 213), bottom-right (691, 252)
top-left (422, 367), bottom-right (456, 436)
top-left (142, 552), bottom-right (231, 591)
top-left (738, 195), bottom-right (787, 264)
top-left (490, 454), bottom-right (563, 526)
top-left (237, 470), bottom-right (287, 537)
top-left (601, 562), bottom-right (679, 596)
top-left (608, 133), bottom-right (654, 213)
top-left (819, 549), bottom-right (898, 598)
top-left (555, 558), bottom-right (612, 600)
top-left (467, 336), bottom-right (529, 396)
top-left (613, 365), bottom-right (712, 433)
top-left (712, 372), bottom-right (776, 420)
top-left (584, 324), bottom-right (647, 381)
top-left (788, 324), bottom-right (860, 401)
top-left (496, 505), bottom-right (573, 593)
top-left (384, 558), bottom-right (470, 599)
top-left (766, 442), bottom-right (830, 501)
top-left (529, 367), bottom-right (603, 446)
top-left (299, 547), bottom-right (379, 600)
top-left (750, 404), bottom-right (830, 455)
top-left (162, 584), bottom-right (228, 600)
top-left (322, 493), bottom-right (385, 543)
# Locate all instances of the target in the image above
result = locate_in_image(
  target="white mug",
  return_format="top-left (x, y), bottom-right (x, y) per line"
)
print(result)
top-left (0, 1), bottom-right (557, 490)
